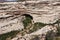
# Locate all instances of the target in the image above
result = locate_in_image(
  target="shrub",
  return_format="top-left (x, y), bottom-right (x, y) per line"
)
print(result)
top-left (23, 16), bottom-right (32, 29)
top-left (0, 31), bottom-right (19, 40)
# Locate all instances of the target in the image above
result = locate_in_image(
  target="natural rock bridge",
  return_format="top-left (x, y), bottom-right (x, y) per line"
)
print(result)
top-left (0, 0), bottom-right (60, 40)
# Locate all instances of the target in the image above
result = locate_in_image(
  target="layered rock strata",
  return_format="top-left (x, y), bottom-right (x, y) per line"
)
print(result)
top-left (0, 0), bottom-right (60, 40)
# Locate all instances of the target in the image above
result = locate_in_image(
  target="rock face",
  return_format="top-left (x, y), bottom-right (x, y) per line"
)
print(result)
top-left (11, 25), bottom-right (57, 40)
top-left (0, 2), bottom-right (25, 34)
top-left (25, 1), bottom-right (60, 24)
top-left (0, 15), bottom-right (24, 34)
top-left (0, 0), bottom-right (60, 40)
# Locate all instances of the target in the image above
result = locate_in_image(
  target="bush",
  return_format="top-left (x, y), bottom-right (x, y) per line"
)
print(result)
top-left (29, 22), bottom-right (46, 33)
top-left (23, 16), bottom-right (32, 29)
top-left (57, 27), bottom-right (60, 36)
top-left (45, 31), bottom-right (54, 40)
top-left (0, 31), bottom-right (19, 40)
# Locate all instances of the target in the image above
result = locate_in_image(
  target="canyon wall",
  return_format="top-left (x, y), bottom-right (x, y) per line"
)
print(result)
top-left (0, 0), bottom-right (60, 40)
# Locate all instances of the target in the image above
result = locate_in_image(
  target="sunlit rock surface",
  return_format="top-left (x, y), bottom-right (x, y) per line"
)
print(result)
top-left (0, 3), bottom-right (26, 34)
top-left (0, 13), bottom-right (24, 34)
top-left (0, 0), bottom-right (60, 40)
top-left (0, 0), bottom-right (59, 34)
top-left (11, 25), bottom-right (57, 40)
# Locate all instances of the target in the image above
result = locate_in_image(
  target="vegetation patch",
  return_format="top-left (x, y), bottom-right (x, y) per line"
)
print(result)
top-left (29, 22), bottom-right (46, 33)
top-left (55, 19), bottom-right (60, 36)
top-left (55, 37), bottom-right (60, 40)
top-left (45, 31), bottom-right (55, 40)
top-left (22, 14), bottom-right (47, 33)
top-left (34, 22), bottom-right (46, 28)
top-left (23, 16), bottom-right (32, 29)
top-left (0, 31), bottom-right (19, 40)
top-left (57, 27), bottom-right (60, 36)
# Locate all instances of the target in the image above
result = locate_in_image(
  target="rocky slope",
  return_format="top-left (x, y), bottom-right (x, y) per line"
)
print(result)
top-left (0, 0), bottom-right (60, 40)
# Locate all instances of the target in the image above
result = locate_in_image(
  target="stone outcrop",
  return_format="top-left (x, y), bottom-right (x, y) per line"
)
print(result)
top-left (0, 2), bottom-right (27, 34)
top-left (11, 25), bottom-right (57, 40)
top-left (0, 0), bottom-right (60, 40)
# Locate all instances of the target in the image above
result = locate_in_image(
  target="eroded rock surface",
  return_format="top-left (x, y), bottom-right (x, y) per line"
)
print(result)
top-left (0, 0), bottom-right (60, 40)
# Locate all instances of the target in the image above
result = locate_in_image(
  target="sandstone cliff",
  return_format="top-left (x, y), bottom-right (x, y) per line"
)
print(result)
top-left (0, 0), bottom-right (60, 40)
